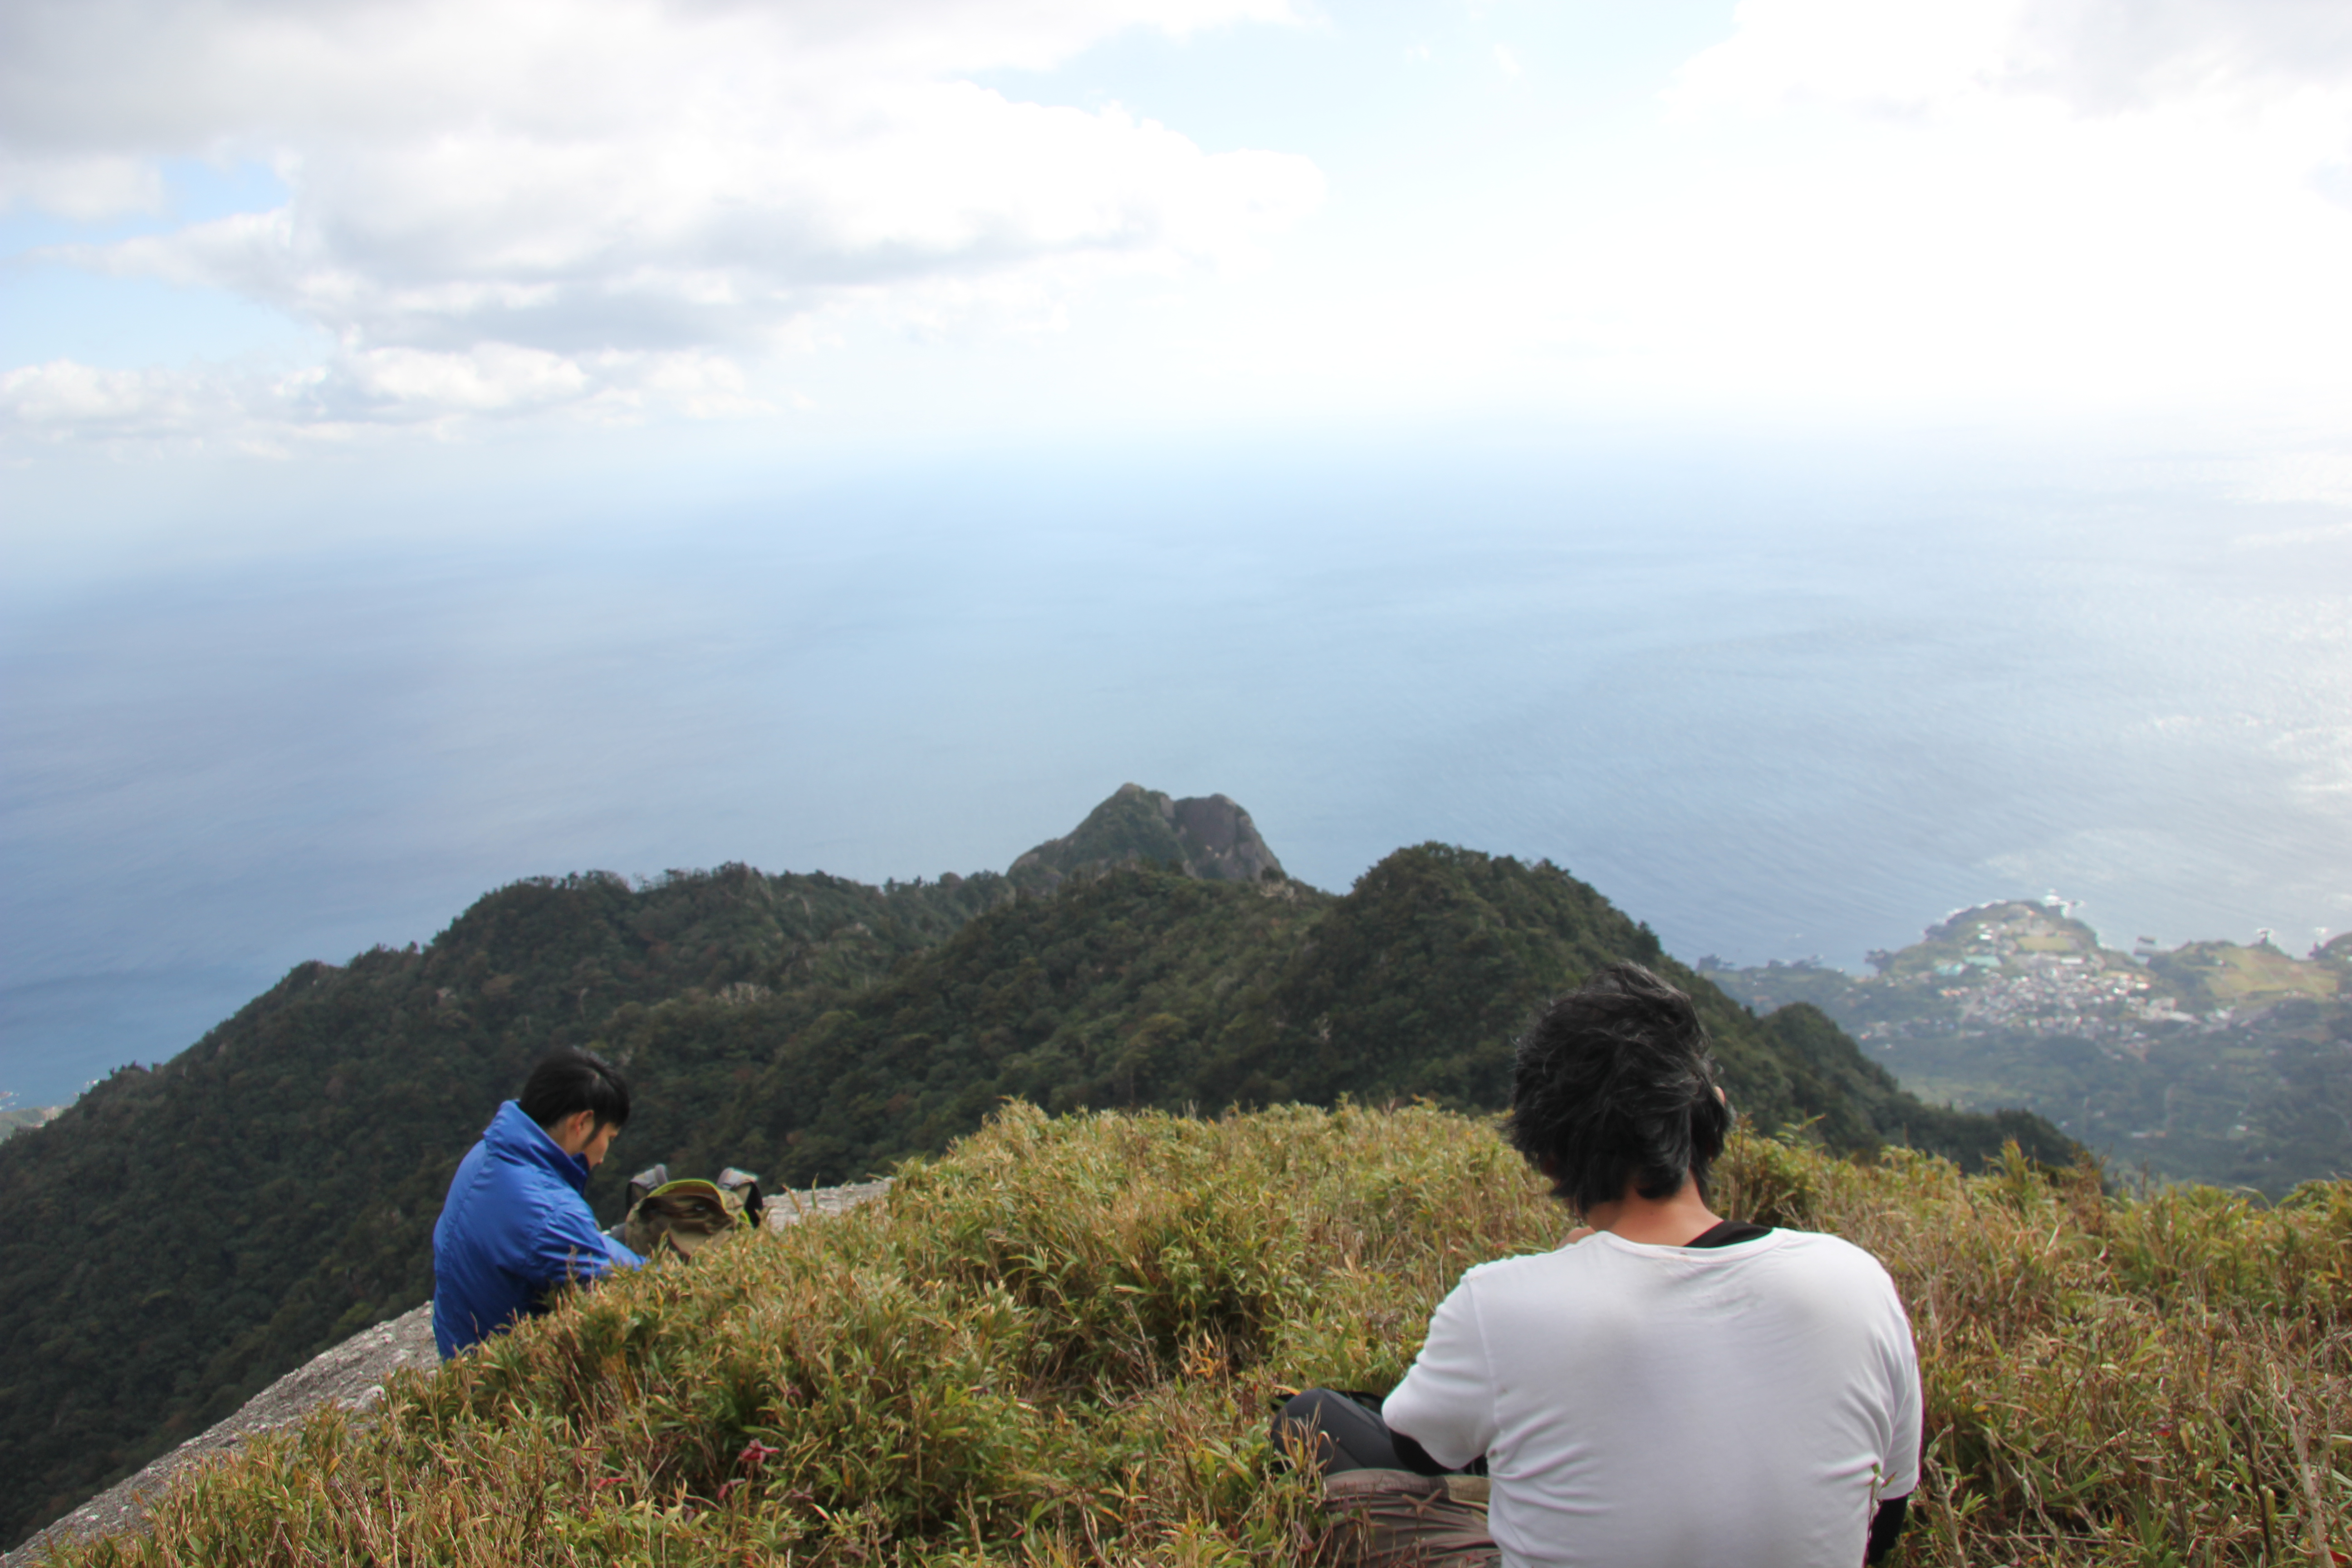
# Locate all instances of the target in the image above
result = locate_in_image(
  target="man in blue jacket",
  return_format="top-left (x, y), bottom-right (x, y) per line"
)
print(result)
top-left (432, 1047), bottom-right (647, 1358)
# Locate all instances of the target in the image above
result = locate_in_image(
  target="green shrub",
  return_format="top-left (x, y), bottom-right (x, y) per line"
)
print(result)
top-left (49, 1107), bottom-right (2349, 1567)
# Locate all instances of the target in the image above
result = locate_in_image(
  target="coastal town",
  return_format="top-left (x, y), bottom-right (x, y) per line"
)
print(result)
top-left (1855, 904), bottom-right (2189, 1059)
top-left (1706, 898), bottom-right (2342, 1052)
top-left (1703, 900), bottom-right (2351, 1191)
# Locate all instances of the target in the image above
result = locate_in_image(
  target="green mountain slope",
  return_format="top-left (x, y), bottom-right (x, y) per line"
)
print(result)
top-left (622, 843), bottom-right (2076, 1193)
top-left (0, 795), bottom-right (2071, 1550)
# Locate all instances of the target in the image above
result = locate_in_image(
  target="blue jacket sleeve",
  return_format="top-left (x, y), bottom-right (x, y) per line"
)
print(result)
top-left (520, 1189), bottom-right (636, 1290)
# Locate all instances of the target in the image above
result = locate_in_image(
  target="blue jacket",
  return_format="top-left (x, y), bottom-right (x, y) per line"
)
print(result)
top-left (432, 1100), bottom-right (644, 1358)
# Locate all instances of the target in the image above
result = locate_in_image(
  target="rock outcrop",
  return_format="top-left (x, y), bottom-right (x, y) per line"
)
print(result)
top-left (1007, 784), bottom-right (1283, 891)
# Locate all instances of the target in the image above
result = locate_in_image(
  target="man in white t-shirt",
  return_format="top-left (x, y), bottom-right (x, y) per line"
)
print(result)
top-left (1277, 963), bottom-right (1921, 1568)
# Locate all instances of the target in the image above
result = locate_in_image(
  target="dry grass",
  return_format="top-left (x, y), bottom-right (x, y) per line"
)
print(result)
top-left (42, 1104), bottom-right (2351, 1567)
top-left (2175, 943), bottom-right (2341, 1005)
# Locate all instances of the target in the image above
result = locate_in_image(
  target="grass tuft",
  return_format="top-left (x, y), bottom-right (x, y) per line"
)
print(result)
top-left (47, 1104), bottom-right (2350, 1566)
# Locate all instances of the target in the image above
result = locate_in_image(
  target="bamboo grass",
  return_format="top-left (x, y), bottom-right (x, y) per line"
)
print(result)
top-left (47, 1104), bottom-right (2350, 1567)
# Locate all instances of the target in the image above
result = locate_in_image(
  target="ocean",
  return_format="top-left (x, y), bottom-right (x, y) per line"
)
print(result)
top-left (5, 431), bottom-right (2347, 1108)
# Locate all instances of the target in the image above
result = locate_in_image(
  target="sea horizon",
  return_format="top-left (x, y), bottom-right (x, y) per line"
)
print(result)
top-left (6, 431), bottom-right (2345, 1110)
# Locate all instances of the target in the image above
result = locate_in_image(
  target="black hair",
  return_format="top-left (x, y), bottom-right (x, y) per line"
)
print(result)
top-left (1502, 962), bottom-right (1730, 1215)
top-left (518, 1047), bottom-right (632, 1133)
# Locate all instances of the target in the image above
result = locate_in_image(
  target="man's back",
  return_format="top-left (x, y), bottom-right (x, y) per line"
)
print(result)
top-left (1385, 1228), bottom-right (1921, 1568)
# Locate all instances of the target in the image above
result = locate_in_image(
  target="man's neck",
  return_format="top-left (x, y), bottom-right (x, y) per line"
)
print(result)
top-left (1583, 1175), bottom-right (1723, 1247)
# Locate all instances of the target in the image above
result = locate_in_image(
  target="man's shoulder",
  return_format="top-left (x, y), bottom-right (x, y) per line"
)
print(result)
top-left (1452, 1243), bottom-right (1589, 1292)
top-left (1461, 1245), bottom-right (1568, 1276)
top-left (1762, 1226), bottom-right (1896, 1272)
top-left (1456, 1227), bottom-right (1893, 1284)
top-left (1748, 1229), bottom-right (1913, 1329)
top-left (443, 1136), bottom-right (591, 1228)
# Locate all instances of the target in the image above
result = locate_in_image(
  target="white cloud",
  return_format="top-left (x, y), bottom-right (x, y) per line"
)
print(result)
top-left (1582, 0), bottom-right (2352, 419)
top-left (0, 150), bottom-right (162, 219)
top-left (0, 344), bottom-right (779, 452)
top-left (1671, 0), bottom-right (2352, 120)
top-left (2012, 0), bottom-right (2352, 112)
top-left (335, 345), bottom-right (588, 414)
top-left (0, 0), bottom-right (1320, 442)
top-left (1053, 0), bottom-right (2352, 437)
top-left (0, 361), bottom-right (218, 434)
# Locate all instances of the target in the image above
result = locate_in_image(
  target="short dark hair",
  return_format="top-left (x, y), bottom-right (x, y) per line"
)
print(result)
top-left (518, 1048), bottom-right (631, 1132)
top-left (1502, 962), bottom-right (1730, 1215)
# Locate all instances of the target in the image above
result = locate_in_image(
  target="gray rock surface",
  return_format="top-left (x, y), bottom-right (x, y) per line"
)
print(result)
top-left (5, 1179), bottom-right (891, 1567)
top-left (763, 1178), bottom-right (894, 1226)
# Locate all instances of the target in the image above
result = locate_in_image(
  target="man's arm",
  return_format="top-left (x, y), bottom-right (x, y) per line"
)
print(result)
top-left (525, 1195), bottom-right (640, 1293)
top-left (1378, 1280), bottom-right (1497, 1471)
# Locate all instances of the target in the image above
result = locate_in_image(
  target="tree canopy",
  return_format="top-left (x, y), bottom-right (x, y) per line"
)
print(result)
top-left (0, 823), bottom-right (2071, 1550)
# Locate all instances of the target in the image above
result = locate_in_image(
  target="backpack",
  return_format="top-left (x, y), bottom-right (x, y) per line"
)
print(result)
top-left (616, 1164), bottom-right (766, 1260)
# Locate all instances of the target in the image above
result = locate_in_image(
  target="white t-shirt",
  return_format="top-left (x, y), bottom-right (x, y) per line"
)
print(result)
top-left (1382, 1228), bottom-right (1921, 1568)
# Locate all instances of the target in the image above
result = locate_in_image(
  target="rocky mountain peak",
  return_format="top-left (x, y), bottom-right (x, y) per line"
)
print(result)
top-left (1006, 784), bottom-right (1284, 891)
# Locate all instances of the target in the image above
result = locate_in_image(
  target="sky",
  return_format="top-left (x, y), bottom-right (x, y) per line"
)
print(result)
top-left (5, 0), bottom-right (2350, 465)
top-left (5, 0), bottom-right (2352, 1106)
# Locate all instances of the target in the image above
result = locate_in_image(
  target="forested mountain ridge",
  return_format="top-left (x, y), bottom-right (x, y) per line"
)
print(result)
top-left (0, 793), bottom-right (2071, 1549)
top-left (605, 843), bottom-right (2070, 1193)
